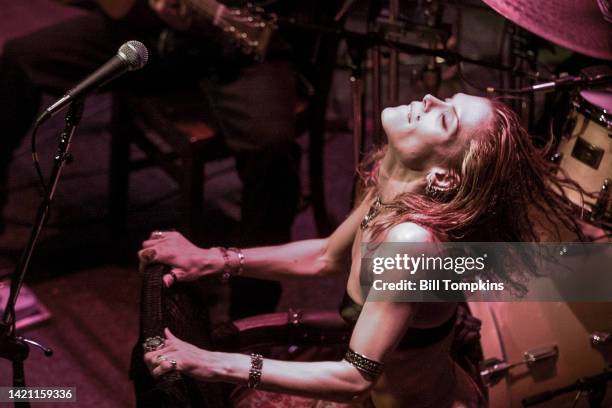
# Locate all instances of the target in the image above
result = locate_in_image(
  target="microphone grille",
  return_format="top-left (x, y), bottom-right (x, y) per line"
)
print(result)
top-left (118, 40), bottom-right (149, 71)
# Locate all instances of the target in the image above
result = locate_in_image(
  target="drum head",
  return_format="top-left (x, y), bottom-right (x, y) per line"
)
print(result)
top-left (577, 89), bottom-right (612, 127)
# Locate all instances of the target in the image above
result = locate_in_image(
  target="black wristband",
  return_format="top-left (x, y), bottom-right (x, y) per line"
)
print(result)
top-left (344, 348), bottom-right (384, 380)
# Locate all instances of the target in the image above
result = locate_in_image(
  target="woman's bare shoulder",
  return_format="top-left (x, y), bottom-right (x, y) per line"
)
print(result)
top-left (385, 222), bottom-right (434, 243)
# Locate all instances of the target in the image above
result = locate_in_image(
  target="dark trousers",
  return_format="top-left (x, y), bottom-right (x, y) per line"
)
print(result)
top-left (0, 8), bottom-right (300, 318)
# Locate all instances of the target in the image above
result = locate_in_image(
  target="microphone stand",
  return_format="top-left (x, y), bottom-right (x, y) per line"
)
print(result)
top-left (0, 101), bottom-right (83, 408)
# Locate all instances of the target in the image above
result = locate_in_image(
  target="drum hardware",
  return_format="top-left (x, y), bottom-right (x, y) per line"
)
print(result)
top-left (591, 179), bottom-right (611, 222)
top-left (471, 302), bottom-right (612, 406)
top-left (370, 19), bottom-right (451, 47)
top-left (479, 345), bottom-right (559, 385)
top-left (555, 89), bottom-right (612, 226)
top-left (574, 97), bottom-right (612, 131)
top-left (571, 137), bottom-right (605, 170)
top-left (590, 331), bottom-right (612, 347)
top-left (509, 25), bottom-right (538, 129)
top-left (522, 369), bottom-right (612, 407)
top-left (550, 152), bottom-right (563, 164)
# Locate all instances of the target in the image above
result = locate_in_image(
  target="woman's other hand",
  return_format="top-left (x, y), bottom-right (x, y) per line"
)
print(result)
top-left (138, 230), bottom-right (223, 287)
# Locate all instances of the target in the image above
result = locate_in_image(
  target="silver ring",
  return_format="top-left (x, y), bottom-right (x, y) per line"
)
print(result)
top-left (170, 359), bottom-right (177, 370)
top-left (143, 336), bottom-right (165, 352)
top-left (151, 230), bottom-right (164, 239)
top-left (156, 354), bottom-right (167, 363)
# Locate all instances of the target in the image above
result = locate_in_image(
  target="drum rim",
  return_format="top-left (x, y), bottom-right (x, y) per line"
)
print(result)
top-left (573, 92), bottom-right (612, 130)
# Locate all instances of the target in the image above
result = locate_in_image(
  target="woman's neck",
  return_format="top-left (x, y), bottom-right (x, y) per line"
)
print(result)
top-left (378, 151), bottom-right (428, 202)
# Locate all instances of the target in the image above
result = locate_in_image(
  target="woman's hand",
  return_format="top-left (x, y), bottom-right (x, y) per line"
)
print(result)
top-left (138, 230), bottom-right (223, 287)
top-left (148, 0), bottom-right (192, 31)
top-left (144, 328), bottom-right (220, 380)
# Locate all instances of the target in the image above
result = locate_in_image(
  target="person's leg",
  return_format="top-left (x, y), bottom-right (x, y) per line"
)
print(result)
top-left (0, 41), bottom-right (41, 217)
top-left (202, 59), bottom-right (300, 319)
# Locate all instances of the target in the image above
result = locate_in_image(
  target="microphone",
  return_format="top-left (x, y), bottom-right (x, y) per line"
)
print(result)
top-left (36, 40), bottom-right (149, 124)
top-left (518, 65), bottom-right (612, 94)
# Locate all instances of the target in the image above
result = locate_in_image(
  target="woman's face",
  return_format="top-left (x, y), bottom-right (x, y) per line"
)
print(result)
top-left (382, 93), bottom-right (493, 168)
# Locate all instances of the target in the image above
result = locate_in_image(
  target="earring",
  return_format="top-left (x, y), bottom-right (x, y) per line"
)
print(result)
top-left (425, 177), bottom-right (458, 201)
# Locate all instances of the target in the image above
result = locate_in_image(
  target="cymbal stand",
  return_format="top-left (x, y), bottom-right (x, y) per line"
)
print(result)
top-left (346, 29), bottom-right (368, 202)
top-left (506, 24), bottom-right (539, 130)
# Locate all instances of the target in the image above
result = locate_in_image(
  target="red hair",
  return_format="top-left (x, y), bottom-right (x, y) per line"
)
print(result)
top-left (360, 100), bottom-right (587, 243)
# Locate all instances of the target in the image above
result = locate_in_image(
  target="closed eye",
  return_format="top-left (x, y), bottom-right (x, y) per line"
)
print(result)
top-left (441, 113), bottom-right (447, 131)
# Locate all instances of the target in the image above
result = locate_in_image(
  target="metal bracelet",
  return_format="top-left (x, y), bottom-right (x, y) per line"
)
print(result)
top-left (217, 247), bottom-right (245, 282)
top-left (344, 348), bottom-right (384, 380)
top-left (228, 247), bottom-right (245, 276)
top-left (247, 353), bottom-right (263, 388)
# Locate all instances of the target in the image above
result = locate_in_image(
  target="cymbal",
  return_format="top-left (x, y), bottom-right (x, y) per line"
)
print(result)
top-left (481, 0), bottom-right (612, 60)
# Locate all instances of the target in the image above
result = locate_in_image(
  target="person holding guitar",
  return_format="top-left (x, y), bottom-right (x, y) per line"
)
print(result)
top-left (0, 0), bottom-right (315, 318)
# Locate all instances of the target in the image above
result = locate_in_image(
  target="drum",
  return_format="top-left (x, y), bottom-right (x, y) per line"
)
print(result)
top-left (470, 302), bottom-right (612, 407)
top-left (556, 89), bottom-right (612, 222)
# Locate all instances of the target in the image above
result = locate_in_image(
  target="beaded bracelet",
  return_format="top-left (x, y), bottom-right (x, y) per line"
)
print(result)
top-left (344, 348), bottom-right (384, 381)
top-left (217, 247), bottom-right (233, 283)
top-left (247, 353), bottom-right (263, 388)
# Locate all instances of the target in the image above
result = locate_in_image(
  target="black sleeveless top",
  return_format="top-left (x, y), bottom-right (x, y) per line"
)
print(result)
top-left (339, 292), bottom-right (456, 349)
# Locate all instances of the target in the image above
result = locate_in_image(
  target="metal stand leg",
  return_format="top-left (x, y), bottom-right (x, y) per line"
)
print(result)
top-left (0, 103), bottom-right (79, 407)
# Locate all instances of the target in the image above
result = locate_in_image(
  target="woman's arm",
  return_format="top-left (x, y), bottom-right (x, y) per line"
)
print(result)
top-left (145, 222), bottom-right (434, 402)
top-left (145, 291), bottom-right (417, 402)
top-left (147, 328), bottom-right (373, 402)
top-left (237, 197), bottom-right (374, 280)
top-left (138, 197), bottom-right (372, 285)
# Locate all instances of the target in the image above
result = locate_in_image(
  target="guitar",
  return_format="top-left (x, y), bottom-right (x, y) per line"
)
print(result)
top-left (58, 0), bottom-right (277, 61)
